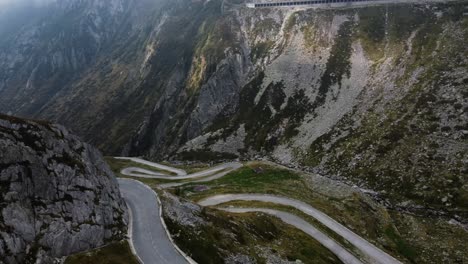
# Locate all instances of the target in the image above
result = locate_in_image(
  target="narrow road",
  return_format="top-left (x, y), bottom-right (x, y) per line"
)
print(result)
top-left (117, 157), bottom-right (241, 264)
top-left (121, 167), bottom-right (166, 177)
top-left (118, 158), bottom-right (400, 264)
top-left (116, 157), bottom-right (187, 176)
top-left (199, 194), bottom-right (402, 264)
top-left (159, 163), bottom-right (243, 188)
top-left (118, 157), bottom-right (242, 181)
top-left (118, 178), bottom-right (189, 264)
top-left (223, 207), bottom-right (362, 264)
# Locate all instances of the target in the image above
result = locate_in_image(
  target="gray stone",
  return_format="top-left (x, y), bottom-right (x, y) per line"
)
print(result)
top-left (0, 114), bottom-right (128, 264)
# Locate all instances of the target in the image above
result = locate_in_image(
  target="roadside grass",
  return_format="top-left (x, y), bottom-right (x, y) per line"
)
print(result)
top-left (159, 161), bottom-right (213, 174)
top-left (175, 162), bottom-right (448, 263)
top-left (384, 225), bottom-right (417, 261)
top-left (162, 206), bottom-right (343, 264)
top-left (385, 210), bottom-right (468, 263)
top-left (64, 241), bottom-right (138, 264)
top-left (177, 162), bottom-right (308, 200)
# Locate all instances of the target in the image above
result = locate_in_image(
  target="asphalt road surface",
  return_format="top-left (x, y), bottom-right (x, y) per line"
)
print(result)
top-left (118, 178), bottom-right (188, 264)
top-left (116, 157), bottom-right (187, 175)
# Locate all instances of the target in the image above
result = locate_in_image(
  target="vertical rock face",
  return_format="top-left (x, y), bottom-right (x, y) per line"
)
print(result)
top-left (0, 114), bottom-right (128, 264)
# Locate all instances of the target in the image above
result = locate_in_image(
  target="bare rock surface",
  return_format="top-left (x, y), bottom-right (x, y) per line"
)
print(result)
top-left (160, 191), bottom-right (204, 227)
top-left (0, 114), bottom-right (128, 264)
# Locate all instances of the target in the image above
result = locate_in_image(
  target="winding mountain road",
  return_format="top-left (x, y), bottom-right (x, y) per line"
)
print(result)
top-left (116, 157), bottom-right (187, 176)
top-left (117, 158), bottom-right (241, 264)
top-left (199, 194), bottom-right (401, 264)
top-left (117, 156), bottom-right (241, 181)
top-left (223, 207), bottom-right (362, 264)
top-left (117, 157), bottom-right (401, 264)
top-left (159, 163), bottom-right (243, 188)
top-left (118, 178), bottom-right (188, 264)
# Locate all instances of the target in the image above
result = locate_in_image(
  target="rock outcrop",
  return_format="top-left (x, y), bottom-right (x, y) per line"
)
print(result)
top-left (0, 114), bottom-right (128, 264)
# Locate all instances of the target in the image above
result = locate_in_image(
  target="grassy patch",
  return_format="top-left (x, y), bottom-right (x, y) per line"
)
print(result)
top-left (177, 163), bottom-right (305, 200)
top-left (386, 211), bottom-right (468, 263)
top-left (251, 40), bottom-right (275, 63)
top-left (158, 161), bottom-right (212, 174)
top-left (383, 225), bottom-right (417, 262)
top-left (176, 150), bottom-right (238, 162)
top-left (64, 241), bottom-right (138, 264)
top-left (313, 19), bottom-right (354, 109)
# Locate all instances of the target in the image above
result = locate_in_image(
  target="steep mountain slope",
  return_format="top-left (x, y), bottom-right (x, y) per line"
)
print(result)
top-left (0, 0), bottom-right (129, 112)
top-left (0, 0), bottom-right (162, 152)
top-left (0, 0), bottom-right (466, 218)
top-left (175, 2), bottom-right (468, 217)
top-left (0, 0), bottom-right (243, 155)
top-left (0, 114), bottom-right (128, 263)
top-left (301, 7), bottom-right (468, 215)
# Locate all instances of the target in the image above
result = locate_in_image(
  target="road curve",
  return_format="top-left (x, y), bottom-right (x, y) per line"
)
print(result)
top-left (159, 162), bottom-right (243, 188)
top-left (116, 157), bottom-right (187, 176)
top-left (199, 194), bottom-right (401, 264)
top-left (118, 178), bottom-right (189, 264)
top-left (118, 157), bottom-right (242, 181)
top-left (223, 207), bottom-right (362, 264)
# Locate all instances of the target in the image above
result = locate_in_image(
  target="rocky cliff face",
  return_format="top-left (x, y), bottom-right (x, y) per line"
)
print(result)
top-left (0, 1), bottom-right (466, 217)
top-left (0, 0), bottom-right (158, 153)
top-left (0, 0), bottom-right (231, 155)
top-left (0, 114), bottom-right (128, 264)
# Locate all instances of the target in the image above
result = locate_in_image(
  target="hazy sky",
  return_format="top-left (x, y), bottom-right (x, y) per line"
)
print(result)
top-left (0, 0), bottom-right (55, 7)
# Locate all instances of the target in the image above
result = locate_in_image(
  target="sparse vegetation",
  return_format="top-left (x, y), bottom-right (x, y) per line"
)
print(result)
top-left (313, 19), bottom-right (354, 109)
top-left (159, 161), bottom-right (211, 174)
top-left (65, 241), bottom-right (138, 264)
top-left (251, 40), bottom-right (275, 63)
top-left (176, 150), bottom-right (238, 162)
